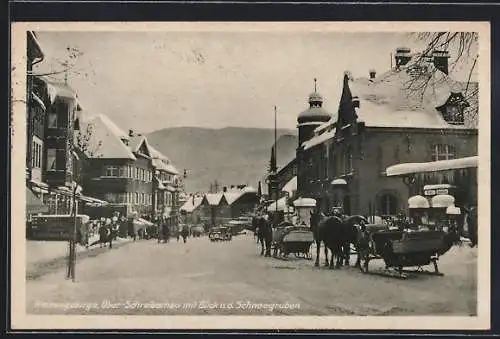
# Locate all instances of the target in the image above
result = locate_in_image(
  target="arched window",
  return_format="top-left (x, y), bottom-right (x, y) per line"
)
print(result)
top-left (379, 193), bottom-right (398, 216)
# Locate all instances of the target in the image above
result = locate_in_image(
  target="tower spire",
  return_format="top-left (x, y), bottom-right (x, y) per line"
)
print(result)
top-left (314, 78), bottom-right (317, 92)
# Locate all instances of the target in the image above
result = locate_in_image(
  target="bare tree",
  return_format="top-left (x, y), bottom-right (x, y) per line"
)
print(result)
top-left (29, 46), bottom-right (86, 81)
top-left (68, 120), bottom-right (102, 281)
top-left (402, 32), bottom-right (478, 126)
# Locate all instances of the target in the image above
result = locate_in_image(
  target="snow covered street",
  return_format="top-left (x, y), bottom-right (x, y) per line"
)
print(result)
top-left (26, 233), bottom-right (477, 316)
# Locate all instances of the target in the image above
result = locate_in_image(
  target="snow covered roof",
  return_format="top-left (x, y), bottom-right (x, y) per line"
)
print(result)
top-left (386, 156), bottom-right (478, 177)
top-left (180, 197), bottom-right (203, 213)
top-left (148, 144), bottom-right (179, 175)
top-left (204, 193), bottom-right (224, 206)
top-left (298, 107), bottom-right (332, 125)
top-left (93, 114), bottom-right (128, 139)
top-left (128, 135), bottom-right (147, 153)
top-left (31, 92), bottom-right (46, 110)
top-left (281, 176), bottom-right (297, 195)
top-left (347, 58), bottom-right (478, 129)
top-left (408, 195), bottom-right (430, 209)
top-left (302, 126), bottom-right (336, 150)
top-left (293, 197), bottom-right (316, 207)
top-left (41, 78), bottom-right (78, 104)
top-left (267, 197), bottom-right (288, 212)
top-left (431, 194), bottom-right (455, 208)
top-left (222, 186), bottom-right (258, 205)
top-left (79, 115), bottom-right (136, 160)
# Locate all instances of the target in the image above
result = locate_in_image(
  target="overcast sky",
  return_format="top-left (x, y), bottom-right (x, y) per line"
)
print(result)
top-left (34, 31), bottom-right (477, 133)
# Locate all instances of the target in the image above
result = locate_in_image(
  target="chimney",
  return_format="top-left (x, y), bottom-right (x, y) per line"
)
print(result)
top-left (395, 47), bottom-right (411, 68)
top-left (432, 50), bottom-right (450, 75)
top-left (369, 69), bottom-right (376, 79)
top-left (128, 129), bottom-right (134, 137)
top-left (223, 186), bottom-right (227, 193)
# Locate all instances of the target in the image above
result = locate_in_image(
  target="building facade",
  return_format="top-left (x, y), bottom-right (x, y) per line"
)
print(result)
top-left (25, 31), bottom-right (96, 217)
top-left (80, 117), bottom-right (181, 223)
top-left (296, 48), bottom-right (478, 217)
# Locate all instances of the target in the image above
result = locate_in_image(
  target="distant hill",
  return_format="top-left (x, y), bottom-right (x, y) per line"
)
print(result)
top-left (146, 127), bottom-right (298, 193)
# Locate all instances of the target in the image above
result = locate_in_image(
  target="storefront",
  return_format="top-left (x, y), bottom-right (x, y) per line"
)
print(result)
top-left (386, 156), bottom-right (478, 238)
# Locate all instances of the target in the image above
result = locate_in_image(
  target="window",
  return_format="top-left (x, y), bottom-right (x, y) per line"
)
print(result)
top-left (31, 139), bottom-right (43, 169)
top-left (46, 148), bottom-right (65, 171)
top-left (135, 192), bottom-right (139, 204)
top-left (105, 165), bottom-right (118, 177)
top-left (344, 146), bottom-right (353, 173)
top-left (443, 105), bottom-right (464, 125)
top-left (431, 144), bottom-right (455, 161)
top-left (141, 193), bottom-right (145, 204)
top-left (105, 193), bottom-right (118, 203)
top-left (119, 166), bottom-right (127, 177)
top-left (47, 110), bottom-right (58, 128)
top-left (118, 193), bottom-right (127, 203)
top-left (379, 193), bottom-right (398, 215)
top-left (127, 165), bottom-right (132, 178)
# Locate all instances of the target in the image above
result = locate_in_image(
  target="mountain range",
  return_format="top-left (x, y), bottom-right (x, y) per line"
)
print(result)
top-left (146, 127), bottom-right (298, 193)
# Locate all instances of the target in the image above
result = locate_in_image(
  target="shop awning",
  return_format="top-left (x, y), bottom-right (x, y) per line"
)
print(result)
top-left (26, 187), bottom-right (48, 214)
top-left (386, 156), bottom-right (478, 177)
top-left (79, 195), bottom-right (109, 205)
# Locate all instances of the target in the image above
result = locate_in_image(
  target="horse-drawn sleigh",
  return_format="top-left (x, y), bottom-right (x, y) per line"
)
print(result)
top-left (357, 224), bottom-right (453, 279)
top-left (311, 211), bottom-right (456, 279)
top-left (271, 222), bottom-right (314, 259)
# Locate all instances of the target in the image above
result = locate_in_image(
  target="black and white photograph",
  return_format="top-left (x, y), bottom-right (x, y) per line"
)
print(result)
top-left (11, 22), bottom-right (490, 330)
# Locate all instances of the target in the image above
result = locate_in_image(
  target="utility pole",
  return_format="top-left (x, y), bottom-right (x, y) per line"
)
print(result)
top-left (274, 106), bottom-right (278, 226)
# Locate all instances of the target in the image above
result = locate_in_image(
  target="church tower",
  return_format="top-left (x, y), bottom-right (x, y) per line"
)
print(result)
top-left (297, 78), bottom-right (331, 147)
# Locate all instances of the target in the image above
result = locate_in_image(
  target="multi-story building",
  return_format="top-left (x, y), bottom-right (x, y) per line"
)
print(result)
top-left (79, 116), bottom-right (181, 223)
top-left (149, 144), bottom-right (181, 228)
top-left (26, 31), bottom-right (48, 216)
top-left (80, 115), bottom-right (154, 219)
top-left (296, 47), bottom-right (478, 216)
top-left (25, 31), bottom-right (93, 217)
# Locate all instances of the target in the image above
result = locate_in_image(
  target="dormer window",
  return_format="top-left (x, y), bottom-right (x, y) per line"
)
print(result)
top-left (443, 105), bottom-right (464, 125)
top-left (437, 92), bottom-right (468, 125)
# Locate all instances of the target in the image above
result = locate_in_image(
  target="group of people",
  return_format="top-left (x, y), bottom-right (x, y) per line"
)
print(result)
top-left (87, 220), bottom-right (120, 249)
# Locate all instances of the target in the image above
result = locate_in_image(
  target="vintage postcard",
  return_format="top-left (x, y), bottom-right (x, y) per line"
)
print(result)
top-left (11, 21), bottom-right (490, 330)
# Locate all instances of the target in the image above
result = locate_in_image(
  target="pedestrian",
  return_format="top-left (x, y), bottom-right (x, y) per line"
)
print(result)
top-left (181, 225), bottom-right (189, 243)
top-left (88, 224), bottom-right (108, 248)
top-left (108, 226), bottom-right (113, 249)
top-left (356, 221), bottom-right (370, 270)
top-left (467, 205), bottom-right (477, 248)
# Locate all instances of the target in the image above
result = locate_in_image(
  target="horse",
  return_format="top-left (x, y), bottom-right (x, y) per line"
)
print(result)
top-left (310, 211), bottom-right (328, 266)
top-left (310, 211), bottom-right (366, 269)
top-left (342, 215), bottom-right (369, 267)
top-left (254, 215), bottom-right (272, 257)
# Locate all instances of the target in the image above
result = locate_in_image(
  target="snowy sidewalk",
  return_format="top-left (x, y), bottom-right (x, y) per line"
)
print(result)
top-left (26, 236), bottom-right (132, 280)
